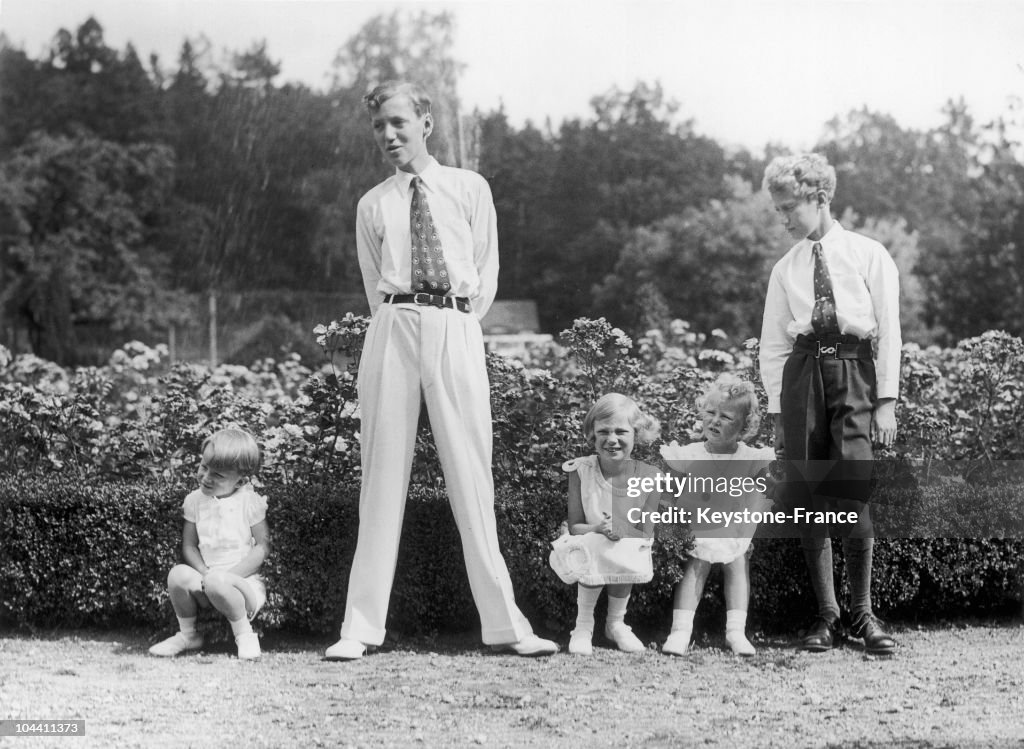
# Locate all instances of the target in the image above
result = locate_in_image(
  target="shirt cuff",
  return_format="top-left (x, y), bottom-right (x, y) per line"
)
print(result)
top-left (875, 378), bottom-right (899, 402)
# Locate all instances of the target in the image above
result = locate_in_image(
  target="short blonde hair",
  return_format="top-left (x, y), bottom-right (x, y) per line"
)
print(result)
top-left (363, 80), bottom-right (432, 117)
top-left (762, 153), bottom-right (836, 202)
top-left (201, 428), bottom-right (261, 476)
top-left (583, 393), bottom-right (661, 446)
top-left (696, 374), bottom-right (761, 441)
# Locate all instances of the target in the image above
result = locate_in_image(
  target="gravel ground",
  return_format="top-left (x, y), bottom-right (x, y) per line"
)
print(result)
top-left (1, 621), bottom-right (1022, 748)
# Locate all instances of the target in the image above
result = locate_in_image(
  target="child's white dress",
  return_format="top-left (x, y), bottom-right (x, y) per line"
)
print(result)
top-left (549, 456), bottom-right (658, 586)
top-left (660, 441), bottom-right (774, 564)
top-left (183, 485), bottom-right (268, 570)
top-left (182, 485), bottom-right (269, 610)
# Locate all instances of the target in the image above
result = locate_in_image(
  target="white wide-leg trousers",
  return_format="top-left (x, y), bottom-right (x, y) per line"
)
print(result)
top-left (339, 302), bottom-right (533, 645)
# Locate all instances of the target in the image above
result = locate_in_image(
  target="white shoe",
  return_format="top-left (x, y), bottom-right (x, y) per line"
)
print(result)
top-left (493, 634), bottom-right (558, 656)
top-left (325, 638), bottom-right (366, 661)
top-left (568, 629), bottom-right (593, 655)
top-left (605, 622), bottom-right (645, 653)
top-left (726, 629), bottom-right (755, 656)
top-left (235, 632), bottom-right (261, 660)
top-left (662, 628), bottom-right (692, 656)
top-left (149, 631), bottom-right (203, 657)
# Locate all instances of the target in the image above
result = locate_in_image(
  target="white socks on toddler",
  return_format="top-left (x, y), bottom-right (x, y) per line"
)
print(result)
top-left (229, 616), bottom-right (253, 638)
top-left (569, 585), bottom-right (601, 655)
top-left (662, 609), bottom-right (694, 655)
top-left (230, 616), bottom-right (261, 660)
top-left (605, 595), bottom-right (645, 652)
top-left (663, 610), bottom-right (755, 656)
top-left (725, 609), bottom-right (755, 656)
top-left (150, 615), bottom-right (260, 660)
top-left (149, 616), bottom-right (203, 657)
top-left (570, 588), bottom-right (644, 654)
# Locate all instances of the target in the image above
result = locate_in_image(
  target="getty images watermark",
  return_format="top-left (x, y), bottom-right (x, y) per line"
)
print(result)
top-left (615, 459), bottom-right (1024, 539)
top-left (624, 471), bottom-right (860, 533)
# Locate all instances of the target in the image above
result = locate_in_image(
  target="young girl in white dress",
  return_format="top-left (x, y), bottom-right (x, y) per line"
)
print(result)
top-left (149, 428), bottom-right (270, 660)
top-left (659, 374), bottom-right (773, 656)
top-left (550, 393), bottom-right (661, 654)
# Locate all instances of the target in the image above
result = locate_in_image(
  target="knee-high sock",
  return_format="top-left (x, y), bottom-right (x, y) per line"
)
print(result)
top-left (575, 585), bottom-right (602, 633)
top-left (606, 594), bottom-right (630, 627)
top-left (801, 536), bottom-right (840, 620)
top-left (842, 536), bottom-right (874, 620)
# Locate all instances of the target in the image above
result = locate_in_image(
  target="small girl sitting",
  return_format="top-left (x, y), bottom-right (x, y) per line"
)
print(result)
top-left (659, 374), bottom-right (773, 656)
top-left (550, 393), bottom-right (661, 654)
top-left (149, 428), bottom-right (271, 660)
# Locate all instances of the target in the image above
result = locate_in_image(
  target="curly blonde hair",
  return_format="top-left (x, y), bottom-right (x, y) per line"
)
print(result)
top-left (762, 153), bottom-right (837, 202)
top-left (696, 374), bottom-right (761, 441)
top-left (583, 393), bottom-right (661, 446)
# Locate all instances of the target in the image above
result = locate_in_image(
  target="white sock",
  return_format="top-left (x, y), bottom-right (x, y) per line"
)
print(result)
top-left (672, 609), bottom-right (695, 632)
top-left (176, 615), bottom-right (198, 635)
top-left (725, 609), bottom-right (754, 654)
top-left (229, 617), bottom-right (253, 638)
top-left (606, 594), bottom-right (630, 628)
top-left (575, 585), bottom-right (601, 632)
top-left (725, 609), bottom-right (747, 634)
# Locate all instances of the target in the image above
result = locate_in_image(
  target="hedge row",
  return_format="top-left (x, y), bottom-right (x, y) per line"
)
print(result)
top-left (1, 475), bottom-right (1021, 637)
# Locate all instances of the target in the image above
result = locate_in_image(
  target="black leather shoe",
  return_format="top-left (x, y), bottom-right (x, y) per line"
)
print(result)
top-left (851, 613), bottom-right (896, 655)
top-left (800, 616), bottom-right (841, 652)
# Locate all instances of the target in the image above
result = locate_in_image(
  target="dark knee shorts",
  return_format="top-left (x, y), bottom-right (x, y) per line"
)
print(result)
top-left (779, 334), bottom-right (876, 539)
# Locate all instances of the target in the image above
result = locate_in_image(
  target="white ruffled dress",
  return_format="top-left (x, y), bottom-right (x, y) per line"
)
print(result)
top-left (549, 455), bottom-right (657, 586)
top-left (659, 441), bottom-right (774, 564)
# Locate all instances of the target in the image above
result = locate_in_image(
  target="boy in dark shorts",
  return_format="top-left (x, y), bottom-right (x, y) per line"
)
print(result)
top-left (759, 153), bottom-right (900, 655)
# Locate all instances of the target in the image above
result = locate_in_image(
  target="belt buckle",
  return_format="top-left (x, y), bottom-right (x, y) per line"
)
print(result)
top-left (816, 341), bottom-right (838, 358)
top-left (412, 292), bottom-right (442, 308)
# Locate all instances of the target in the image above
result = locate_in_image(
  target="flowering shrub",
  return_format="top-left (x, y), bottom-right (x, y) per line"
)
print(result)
top-left (2, 323), bottom-right (1023, 633)
top-left (948, 331), bottom-right (1024, 463)
top-left (1, 321), bottom-right (1022, 485)
top-left (0, 340), bottom-right (334, 482)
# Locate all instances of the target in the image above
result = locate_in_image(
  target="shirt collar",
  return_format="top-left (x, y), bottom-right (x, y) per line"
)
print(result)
top-left (804, 221), bottom-right (844, 258)
top-left (395, 156), bottom-right (440, 196)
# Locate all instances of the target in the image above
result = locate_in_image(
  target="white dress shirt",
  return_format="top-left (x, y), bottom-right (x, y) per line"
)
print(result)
top-left (355, 157), bottom-right (499, 319)
top-left (759, 222), bottom-right (901, 413)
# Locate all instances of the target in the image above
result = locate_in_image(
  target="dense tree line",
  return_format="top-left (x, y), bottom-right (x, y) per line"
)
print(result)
top-left (1, 12), bottom-right (1021, 364)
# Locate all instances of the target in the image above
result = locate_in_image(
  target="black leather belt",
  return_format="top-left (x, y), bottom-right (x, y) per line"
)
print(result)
top-left (384, 293), bottom-right (471, 313)
top-left (794, 334), bottom-right (872, 360)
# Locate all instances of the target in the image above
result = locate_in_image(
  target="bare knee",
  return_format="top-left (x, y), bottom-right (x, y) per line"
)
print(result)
top-left (167, 564), bottom-right (200, 593)
top-left (201, 570), bottom-right (232, 596)
top-left (606, 583), bottom-right (633, 598)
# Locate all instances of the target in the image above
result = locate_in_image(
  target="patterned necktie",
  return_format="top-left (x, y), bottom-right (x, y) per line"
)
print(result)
top-left (811, 241), bottom-right (840, 335)
top-left (409, 176), bottom-right (451, 295)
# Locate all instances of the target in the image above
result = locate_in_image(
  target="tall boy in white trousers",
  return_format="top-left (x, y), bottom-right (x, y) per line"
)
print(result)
top-left (325, 81), bottom-right (556, 660)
